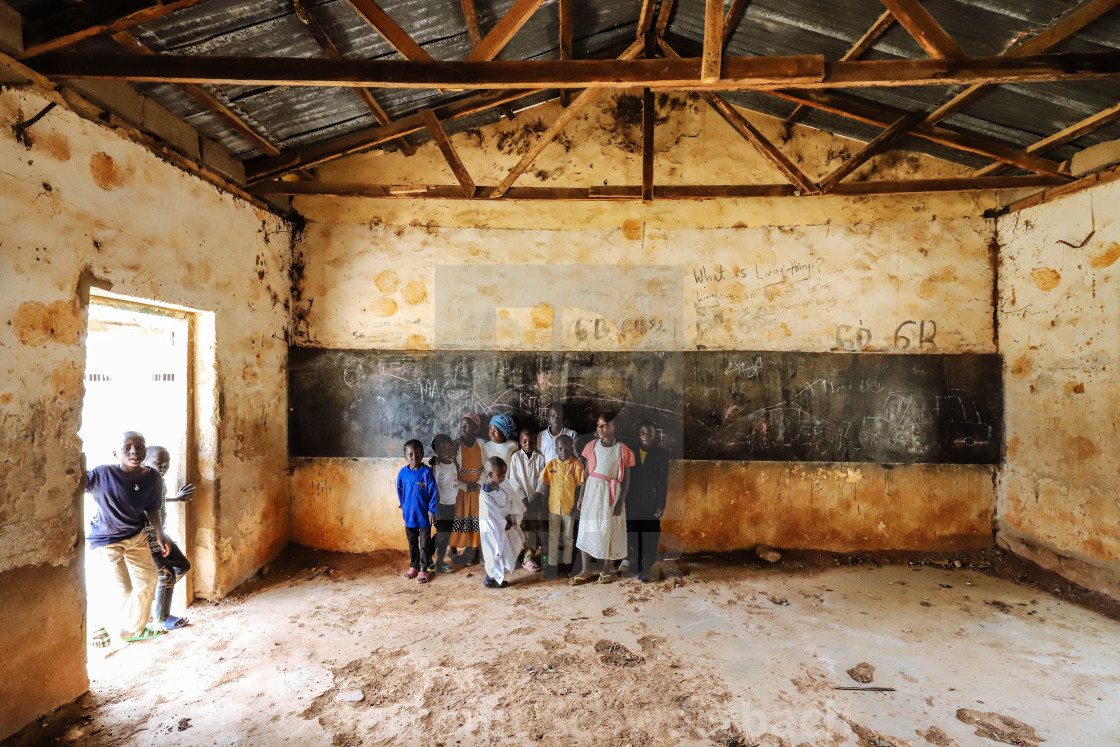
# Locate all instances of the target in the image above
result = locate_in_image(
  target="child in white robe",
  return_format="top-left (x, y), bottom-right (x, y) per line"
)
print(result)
top-left (479, 456), bottom-right (524, 588)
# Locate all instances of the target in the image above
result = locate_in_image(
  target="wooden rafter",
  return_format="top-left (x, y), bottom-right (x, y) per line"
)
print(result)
top-left (921, 0), bottom-right (1120, 127)
top-left (466, 0), bottom-right (545, 62)
top-left (637, 0), bottom-right (658, 37)
top-left (701, 0), bottom-right (723, 83)
top-left (419, 108), bottom-right (475, 197)
top-left (342, 0), bottom-right (433, 61)
top-left (659, 39), bottom-right (816, 194)
top-left (109, 30), bottom-right (283, 160)
top-left (34, 50), bottom-right (1120, 90)
top-left (817, 113), bottom-right (922, 192)
top-left (20, 0), bottom-right (205, 58)
top-left (490, 38), bottom-right (645, 199)
top-left (290, 0), bottom-right (414, 156)
top-left (248, 88), bottom-right (543, 182)
top-left (766, 88), bottom-right (1071, 179)
top-left (459, 0), bottom-right (483, 47)
top-left (878, 0), bottom-right (965, 59)
top-left (783, 9), bottom-right (893, 130)
top-left (975, 102), bottom-right (1120, 177)
top-left (722, 0), bottom-right (752, 47)
top-left (655, 0), bottom-right (676, 35)
top-left (558, 0), bottom-right (573, 106)
top-left (642, 86), bottom-right (654, 202)
top-left (251, 174), bottom-right (1064, 200)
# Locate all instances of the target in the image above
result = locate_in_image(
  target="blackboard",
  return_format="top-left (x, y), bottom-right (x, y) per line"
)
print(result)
top-left (288, 348), bottom-right (1001, 464)
top-left (684, 351), bottom-right (1001, 463)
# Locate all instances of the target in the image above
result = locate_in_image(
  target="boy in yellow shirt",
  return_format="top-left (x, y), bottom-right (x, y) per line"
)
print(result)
top-left (535, 434), bottom-right (585, 580)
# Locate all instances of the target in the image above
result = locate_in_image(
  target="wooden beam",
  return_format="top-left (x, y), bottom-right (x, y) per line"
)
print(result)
top-left (491, 38), bottom-right (644, 198)
top-left (110, 30), bottom-right (283, 158)
top-left (466, 0), bottom-right (545, 62)
top-left (251, 174), bottom-right (1064, 200)
top-left (642, 86), bottom-right (654, 202)
top-left (459, 0), bottom-right (483, 47)
top-left (818, 113), bottom-right (921, 192)
top-left (722, 0), bottom-right (752, 47)
top-left (654, 0), bottom-right (676, 35)
top-left (783, 9), bottom-right (893, 130)
top-left (766, 88), bottom-right (1072, 179)
top-left (290, 0), bottom-right (414, 156)
top-left (419, 108), bottom-right (475, 197)
top-left (34, 50), bottom-right (1120, 91)
top-left (1002, 162), bottom-right (1120, 213)
top-left (20, 0), bottom-right (204, 58)
top-left (558, 0), bottom-right (572, 106)
top-left (637, 0), bottom-right (657, 37)
top-left (342, 0), bottom-right (433, 61)
top-left (659, 39), bottom-right (816, 193)
top-left (248, 88), bottom-right (544, 182)
top-left (701, 0), bottom-right (723, 83)
top-left (976, 101), bottom-right (1120, 176)
top-left (878, 0), bottom-right (965, 59)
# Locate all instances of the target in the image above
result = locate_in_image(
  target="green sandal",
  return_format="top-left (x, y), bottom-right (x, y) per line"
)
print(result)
top-left (123, 626), bottom-right (165, 643)
top-left (91, 627), bottom-right (110, 649)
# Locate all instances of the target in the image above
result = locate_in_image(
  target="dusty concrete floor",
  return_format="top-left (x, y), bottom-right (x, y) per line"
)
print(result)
top-left (9, 547), bottom-right (1120, 747)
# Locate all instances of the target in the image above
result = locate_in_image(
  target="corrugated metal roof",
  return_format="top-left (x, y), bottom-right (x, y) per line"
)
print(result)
top-left (15, 0), bottom-right (1120, 172)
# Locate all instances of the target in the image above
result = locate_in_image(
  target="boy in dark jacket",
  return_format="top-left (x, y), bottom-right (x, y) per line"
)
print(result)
top-left (397, 439), bottom-right (439, 583)
top-left (626, 421), bottom-right (668, 582)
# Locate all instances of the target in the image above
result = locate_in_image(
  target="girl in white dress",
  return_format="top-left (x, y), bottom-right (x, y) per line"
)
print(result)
top-left (479, 457), bottom-right (524, 588)
top-left (572, 413), bottom-right (635, 584)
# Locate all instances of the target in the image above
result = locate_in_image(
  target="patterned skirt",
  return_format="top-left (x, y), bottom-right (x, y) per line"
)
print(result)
top-left (448, 488), bottom-right (481, 548)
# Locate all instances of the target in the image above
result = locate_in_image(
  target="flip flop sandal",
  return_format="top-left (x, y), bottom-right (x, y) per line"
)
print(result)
top-left (598, 572), bottom-right (616, 584)
top-left (568, 575), bottom-right (593, 586)
top-left (403, 567), bottom-right (419, 579)
top-left (162, 615), bottom-right (189, 630)
top-left (123, 627), bottom-right (165, 643)
top-left (91, 627), bottom-right (111, 649)
top-left (417, 571), bottom-right (431, 583)
top-left (438, 563), bottom-right (455, 574)
top-left (522, 559), bottom-right (540, 572)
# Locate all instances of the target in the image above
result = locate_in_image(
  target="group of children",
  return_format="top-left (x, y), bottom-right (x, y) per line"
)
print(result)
top-left (85, 431), bottom-right (193, 647)
top-left (395, 405), bottom-right (669, 588)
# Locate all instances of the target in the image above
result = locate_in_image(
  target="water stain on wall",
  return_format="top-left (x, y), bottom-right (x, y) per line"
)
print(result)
top-left (1031, 267), bottom-right (1061, 291)
top-left (1070, 436), bottom-right (1101, 461)
top-left (12, 300), bottom-right (82, 346)
top-left (1090, 242), bottom-right (1120, 269)
top-left (375, 270), bottom-right (399, 295)
top-left (89, 152), bottom-right (126, 190)
top-left (369, 297), bottom-right (398, 317)
top-left (401, 280), bottom-right (427, 305)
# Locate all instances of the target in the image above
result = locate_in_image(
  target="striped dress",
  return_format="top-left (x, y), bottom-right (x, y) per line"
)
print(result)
top-left (448, 440), bottom-right (484, 549)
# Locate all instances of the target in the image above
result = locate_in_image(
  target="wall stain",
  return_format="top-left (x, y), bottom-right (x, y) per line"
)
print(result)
top-left (622, 219), bottom-right (643, 241)
top-left (1090, 242), bottom-right (1120, 269)
top-left (12, 300), bottom-right (82, 346)
top-left (89, 152), bottom-right (126, 190)
top-left (368, 296), bottom-right (397, 317)
top-left (401, 280), bottom-right (427, 305)
top-left (375, 270), bottom-right (400, 295)
top-left (1031, 267), bottom-right (1061, 291)
top-left (1070, 436), bottom-right (1101, 461)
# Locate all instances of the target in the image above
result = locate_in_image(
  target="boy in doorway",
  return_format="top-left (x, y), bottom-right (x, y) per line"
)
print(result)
top-left (142, 445), bottom-right (194, 630)
top-left (87, 431), bottom-right (170, 647)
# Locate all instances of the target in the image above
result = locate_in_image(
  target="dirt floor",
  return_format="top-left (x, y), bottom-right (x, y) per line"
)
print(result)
top-left (8, 546), bottom-right (1120, 746)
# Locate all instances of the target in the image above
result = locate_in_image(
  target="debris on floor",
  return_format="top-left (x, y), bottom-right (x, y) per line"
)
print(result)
top-left (956, 708), bottom-right (1045, 746)
top-left (756, 544), bottom-right (782, 563)
top-left (847, 662), bottom-right (876, 683)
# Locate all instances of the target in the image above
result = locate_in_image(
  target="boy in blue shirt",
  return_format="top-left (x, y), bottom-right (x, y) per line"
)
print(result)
top-left (87, 431), bottom-right (171, 647)
top-left (397, 439), bottom-right (439, 583)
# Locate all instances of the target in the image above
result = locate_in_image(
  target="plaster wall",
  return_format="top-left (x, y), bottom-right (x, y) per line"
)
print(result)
top-left (996, 179), bottom-right (1120, 598)
top-left (0, 87), bottom-right (292, 738)
top-left (290, 94), bottom-right (999, 556)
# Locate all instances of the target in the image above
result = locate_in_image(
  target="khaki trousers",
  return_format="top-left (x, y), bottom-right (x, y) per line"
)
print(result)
top-left (92, 530), bottom-right (158, 638)
top-left (547, 513), bottom-right (575, 566)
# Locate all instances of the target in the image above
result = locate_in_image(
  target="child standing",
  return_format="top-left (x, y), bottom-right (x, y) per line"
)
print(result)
top-left (626, 421), bottom-right (669, 583)
top-left (141, 445), bottom-right (194, 630)
top-left (571, 413), bottom-right (635, 585)
top-left (396, 439), bottom-right (439, 583)
top-left (536, 434), bottom-right (585, 580)
top-left (483, 413), bottom-right (520, 466)
top-left (449, 413), bottom-right (485, 566)
top-left (537, 404), bottom-right (576, 462)
top-left (508, 427), bottom-right (546, 571)
top-left (429, 433), bottom-right (459, 574)
top-left (478, 457), bottom-right (523, 588)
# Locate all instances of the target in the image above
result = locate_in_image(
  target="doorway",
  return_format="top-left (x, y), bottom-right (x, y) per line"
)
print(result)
top-left (79, 294), bottom-right (193, 650)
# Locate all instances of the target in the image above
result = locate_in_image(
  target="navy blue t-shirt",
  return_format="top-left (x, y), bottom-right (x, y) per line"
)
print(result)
top-left (86, 464), bottom-right (162, 549)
